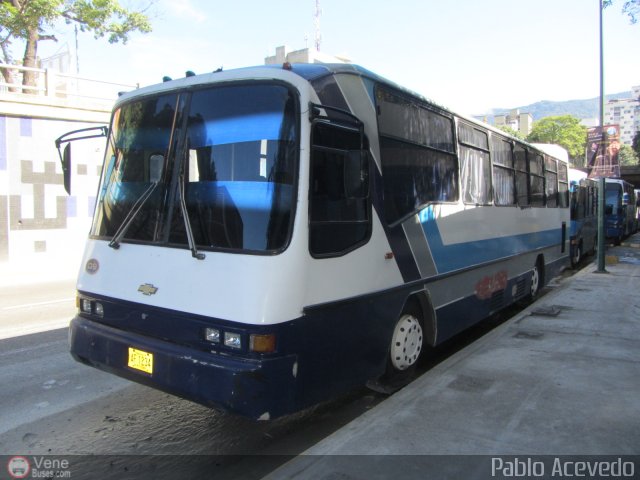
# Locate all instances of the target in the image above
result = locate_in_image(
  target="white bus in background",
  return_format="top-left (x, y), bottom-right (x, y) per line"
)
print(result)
top-left (58, 64), bottom-right (570, 419)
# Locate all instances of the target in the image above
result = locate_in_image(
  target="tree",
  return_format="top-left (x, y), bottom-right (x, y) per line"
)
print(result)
top-left (632, 130), bottom-right (640, 158)
top-left (0, 0), bottom-right (152, 89)
top-left (495, 124), bottom-right (526, 141)
top-left (603, 0), bottom-right (640, 24)
top-left (526, 115), bottom-right (587, 163)
top-left (618, 144), bottom-right (639, 165)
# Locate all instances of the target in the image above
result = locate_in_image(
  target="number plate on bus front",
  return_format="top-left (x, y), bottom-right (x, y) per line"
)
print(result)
top-left (128, 347), bottom-right (153, 374)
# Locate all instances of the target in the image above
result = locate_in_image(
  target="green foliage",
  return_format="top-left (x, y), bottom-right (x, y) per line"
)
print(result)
top-left (0, 0), bottom-right (152, 78)
top-left (632, 130), bottom-right (640, 158)
top-left (0, 0), bottom-right (60, 39)
top-left (65, 0), bottom-right (152, 44)
top-left (526, 115), bottom-right (587, 162)
top-left (619, 144), bottom-right (639, 165)
top-left (603, 0), bottom-right (640, 24)
top-left (495, 124), bottom-right (526, 141)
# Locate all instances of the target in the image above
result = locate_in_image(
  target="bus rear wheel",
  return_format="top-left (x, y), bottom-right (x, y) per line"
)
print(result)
top-left (571, 243), bottom-right (582, 268)
top-left (529, 259), bottom-right (544, 300)
top-left (367, 302), bottom-right (424, 394)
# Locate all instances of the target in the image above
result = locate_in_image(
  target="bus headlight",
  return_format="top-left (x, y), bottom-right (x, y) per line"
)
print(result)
top-left (224, 332), bottom-right (242, 349)
top-left (204, 328), bottom-right (220, 343)
top-left (80, 298), bottom-right (92, 314)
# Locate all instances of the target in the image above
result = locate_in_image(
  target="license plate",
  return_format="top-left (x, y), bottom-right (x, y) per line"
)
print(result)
top-left (128, 347), bottom-right (153, 374)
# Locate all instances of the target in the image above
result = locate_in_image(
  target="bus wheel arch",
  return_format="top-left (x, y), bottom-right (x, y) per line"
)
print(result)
top-left (412, 291), bottom-right (436, 348)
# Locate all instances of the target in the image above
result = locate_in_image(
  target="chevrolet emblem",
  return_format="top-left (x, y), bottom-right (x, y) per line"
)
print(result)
top-left (138, 283), bottom-right (158, 296)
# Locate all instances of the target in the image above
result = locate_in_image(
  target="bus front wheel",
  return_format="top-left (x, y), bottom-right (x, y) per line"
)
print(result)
top-left (367, 302), bottom-right (424, 394)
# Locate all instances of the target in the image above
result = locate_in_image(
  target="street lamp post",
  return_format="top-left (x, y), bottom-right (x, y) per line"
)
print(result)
top-left (596, 0), bottom-right (607, 273)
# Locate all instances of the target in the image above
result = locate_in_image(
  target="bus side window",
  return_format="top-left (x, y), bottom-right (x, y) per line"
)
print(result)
top-left (309, 122), bottom-right (371, 257)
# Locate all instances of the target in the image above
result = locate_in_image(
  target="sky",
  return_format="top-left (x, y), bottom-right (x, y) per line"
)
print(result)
top-left (30, 0), bottom-right (640, 116)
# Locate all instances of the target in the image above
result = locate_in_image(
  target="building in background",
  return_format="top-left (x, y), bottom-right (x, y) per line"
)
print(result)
top-left (493, 109), bottom-right (533, 137)
top-left (265, 45), bottom-right (351, 65)
top-left (605, 85), bottom-right (640, 145)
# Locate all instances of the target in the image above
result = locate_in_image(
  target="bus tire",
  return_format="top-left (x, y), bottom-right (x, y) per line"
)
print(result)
top-left (571, 242), bottom-right (582, 269)
top-left (367, 301), bottom-right (424, 394)
top-left (529, 258), bottom-right (544, 300)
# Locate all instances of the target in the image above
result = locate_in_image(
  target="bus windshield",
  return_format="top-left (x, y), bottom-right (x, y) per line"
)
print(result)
top-left (92, 83), bottom-right (298, 254)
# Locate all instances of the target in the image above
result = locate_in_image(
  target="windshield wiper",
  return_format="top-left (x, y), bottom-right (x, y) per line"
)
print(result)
top-left (108, 182), bottom-right (159, 249)
top-left (178, 171), bottom-right (205, 260)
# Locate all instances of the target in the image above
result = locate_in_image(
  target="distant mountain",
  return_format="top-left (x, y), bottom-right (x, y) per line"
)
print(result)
top-left (483, 91), bottom-right (633, 122)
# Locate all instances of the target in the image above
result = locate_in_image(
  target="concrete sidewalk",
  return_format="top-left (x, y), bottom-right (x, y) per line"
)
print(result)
top-left (268, 237), bottom-right (640, 478)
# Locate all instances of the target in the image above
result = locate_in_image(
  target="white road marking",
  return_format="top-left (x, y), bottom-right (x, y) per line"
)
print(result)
top-left (2, 298), bottom-right (74, 311)
top-left (0, 318), bottom-right (71, 340)
top-left (0, 339), bottom-right (66, 357)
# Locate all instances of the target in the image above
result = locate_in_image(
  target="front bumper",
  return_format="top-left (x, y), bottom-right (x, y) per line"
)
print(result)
top-left (69, 316), bottom-right (298, 420)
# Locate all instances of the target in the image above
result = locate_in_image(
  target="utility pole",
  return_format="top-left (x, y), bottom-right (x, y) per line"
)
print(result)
top-left (596, 0), bottom-right (607, 273)
top-left (314, 0), bottom-right (322, 51)
top-left (74, 24), bottom-right (80, 74)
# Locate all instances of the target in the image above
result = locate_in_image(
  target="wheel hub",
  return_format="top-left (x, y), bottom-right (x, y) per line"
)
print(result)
top-left (390, 314), bottom-right (423, 371)
top-left (531, 266), bottom-right (540, 296)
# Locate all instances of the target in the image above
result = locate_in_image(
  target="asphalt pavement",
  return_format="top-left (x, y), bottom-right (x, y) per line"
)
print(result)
top-left (267, 234), bottom-right (640, 479)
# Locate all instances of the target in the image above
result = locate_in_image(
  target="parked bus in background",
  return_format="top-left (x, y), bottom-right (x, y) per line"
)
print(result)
top-left (568, 169), bottom-right (598, 267)
top-left (56, 64), bottom-right (570, 419)
top-left (636, 189), bottom-right (640, 226)
top-left (605, 178), bottom-right (637, 244)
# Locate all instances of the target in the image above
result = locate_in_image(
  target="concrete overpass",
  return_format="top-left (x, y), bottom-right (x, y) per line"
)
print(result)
top-left (621, 165), bottom-right (640, 188)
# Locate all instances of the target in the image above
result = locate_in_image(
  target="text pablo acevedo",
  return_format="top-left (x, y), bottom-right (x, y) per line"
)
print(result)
top-left (491, 457), bottom-right (635, 478)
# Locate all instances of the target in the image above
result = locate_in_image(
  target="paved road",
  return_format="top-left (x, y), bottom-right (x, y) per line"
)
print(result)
top-left (0, 280), bottom-right (76, 339)
top-left (0, 280), bottom-right (132, 435)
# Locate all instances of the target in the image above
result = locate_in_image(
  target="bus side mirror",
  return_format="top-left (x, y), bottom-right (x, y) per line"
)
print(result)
top-left (54, 125), bottom-right (108, 195)
top-left (62, 144), bottom-right (71, 195)
top-left (343, 151), bottom-right (369, 199)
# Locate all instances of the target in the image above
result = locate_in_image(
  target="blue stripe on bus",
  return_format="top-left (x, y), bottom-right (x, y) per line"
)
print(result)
top-left (419, 207), bottom-right (561, 273)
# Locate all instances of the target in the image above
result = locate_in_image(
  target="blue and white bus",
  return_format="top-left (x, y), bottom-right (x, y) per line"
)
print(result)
top-left (604, 178), bottom-right (636, 244)
top-left (568, 169), bottom-right (598, 267)
top-left (59, 64), bottom-right (570, 419)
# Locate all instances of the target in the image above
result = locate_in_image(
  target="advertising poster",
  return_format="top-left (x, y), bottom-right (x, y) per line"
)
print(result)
top-left (587, 124), bottom-right (621, 178)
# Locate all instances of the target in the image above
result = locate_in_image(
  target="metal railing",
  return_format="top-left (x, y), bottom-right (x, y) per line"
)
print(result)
top-left (0, 63), bottom-right (138, 103)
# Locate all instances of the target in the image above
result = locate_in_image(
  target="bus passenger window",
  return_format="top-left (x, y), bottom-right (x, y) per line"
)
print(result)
top-left (458, 122), bottom-right (491, 205)
top-left (513, 146), bottom-right (529, 207)
top-left (545, 157), bottom-right (558, 208)
top-left (529, 152), bottom-right (545, 207)
top-left (491, 137), bottom-right (516, 206)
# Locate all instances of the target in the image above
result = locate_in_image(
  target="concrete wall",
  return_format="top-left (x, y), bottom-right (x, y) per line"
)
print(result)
top-left (0, 94), bottom-right (111, 267)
